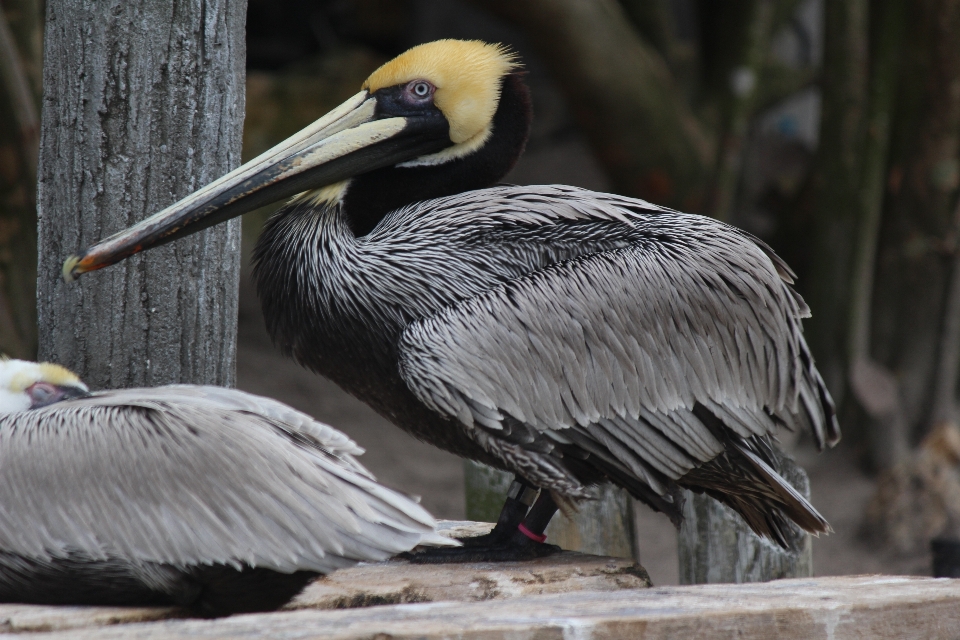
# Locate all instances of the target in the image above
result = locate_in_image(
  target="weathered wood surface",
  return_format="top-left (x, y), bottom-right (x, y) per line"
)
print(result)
top-left (678, 454), bottom-right (814, 583)
top-left (1, 576), bottom-right (958, 639)
top-left (0, 522), bottom-right (649, 634)
top-left (36, 0), bottom-right (246, 388)
top-left (290, 551), bottom-right (650, 610)
top-left (465, 461), bottom-right (637, 559)
top-left (0, 605), bottom-right (178, 635)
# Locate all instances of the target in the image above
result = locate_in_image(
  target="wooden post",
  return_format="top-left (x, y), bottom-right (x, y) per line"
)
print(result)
top-left (36, 0), bottom-right (246, 387)
top-left (464, 461), bottom-right (637, 559)
top-left (678, 454), bottom-right (813, 584)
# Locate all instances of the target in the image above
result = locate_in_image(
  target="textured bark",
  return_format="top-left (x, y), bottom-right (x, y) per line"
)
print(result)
top-left (464, 461), bottom-right (637, 560)
top-left (678, 455), bottom-right (813, 584)
top-left (36, 0), bottom-right (245, 388)
top-left (470, 0), bottom-right (713, 210)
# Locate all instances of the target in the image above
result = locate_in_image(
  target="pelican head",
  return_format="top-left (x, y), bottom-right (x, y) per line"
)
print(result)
top-left (64, 39), bottom-right (528, 279)
top-left (0, 359), bottom-right (89, 413)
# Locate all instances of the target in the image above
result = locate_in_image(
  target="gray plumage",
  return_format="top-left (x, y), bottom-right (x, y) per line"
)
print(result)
top-left (257, 184), bottom-right (839, 544)
top-left (65, 53), bottom-right (837, 553)
top-left (0, 384), bottom-right (445, 612)
top-left (399, 189), bottom-right (831, 478)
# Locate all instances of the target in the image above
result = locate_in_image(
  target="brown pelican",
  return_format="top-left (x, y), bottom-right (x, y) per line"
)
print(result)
top-left (64, 39), bottom-right (840, 560)
top-left (0, 359), bottom-right (450, 613)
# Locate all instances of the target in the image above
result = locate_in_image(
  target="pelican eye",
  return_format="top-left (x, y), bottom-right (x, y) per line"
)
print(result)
top-left (26, 382), bottom-right (57, 406)
top-left (25, 381), bottom-right (88, 409)
top-left (403, 80), bottom-right (435, 104)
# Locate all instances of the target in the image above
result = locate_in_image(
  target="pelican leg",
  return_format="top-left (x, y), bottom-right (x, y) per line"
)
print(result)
top-left (458, 476), bottom-right (539, 547)
top-left (517, 490), bottom-right (559, 539)
top-left (403, 478), bottom-right (562, 563)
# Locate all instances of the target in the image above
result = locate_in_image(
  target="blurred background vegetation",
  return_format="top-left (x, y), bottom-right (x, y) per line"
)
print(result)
top-left (4, 0), bottom-right (960, 564)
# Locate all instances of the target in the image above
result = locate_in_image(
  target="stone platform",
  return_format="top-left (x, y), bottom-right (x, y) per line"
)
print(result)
top-left (0, 549), bottom-right (649, 635)
top-left (0, 521), bottom-right (957, 639)
top-left (0, 575), bottom-right (958, 639)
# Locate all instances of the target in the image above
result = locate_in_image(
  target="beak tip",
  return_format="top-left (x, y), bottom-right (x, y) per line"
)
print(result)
top-left (62, 255), bottom-right (81, 283)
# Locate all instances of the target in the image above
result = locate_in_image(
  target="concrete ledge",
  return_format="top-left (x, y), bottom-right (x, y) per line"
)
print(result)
top-left (2, 575), bottom-right (958, 639)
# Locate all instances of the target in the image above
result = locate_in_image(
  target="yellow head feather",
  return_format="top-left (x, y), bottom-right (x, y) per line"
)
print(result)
top-left (8, 362), bottom-right (83, 392)
top-left (37, 363), bottom-right (84, 387)
top-left (363, 40), bottom-right (519, 145)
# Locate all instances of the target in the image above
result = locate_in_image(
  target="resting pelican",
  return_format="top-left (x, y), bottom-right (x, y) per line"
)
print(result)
top-left (65, 39), bottom-right (840, 560)
top-left (0, 359), bottom-right (448, 613)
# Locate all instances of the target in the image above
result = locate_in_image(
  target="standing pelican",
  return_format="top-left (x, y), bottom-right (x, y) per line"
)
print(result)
top-left (0, 359), bottom-right (449, 614)
top-left (65, 40), bottom-right (840, 560)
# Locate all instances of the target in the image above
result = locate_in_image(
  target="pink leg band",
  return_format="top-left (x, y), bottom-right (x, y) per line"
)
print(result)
top-left (518, 523), bottom-right (547, 543)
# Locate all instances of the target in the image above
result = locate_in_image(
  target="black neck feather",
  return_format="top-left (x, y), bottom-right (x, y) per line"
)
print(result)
top-left (341, 72), bottom-right (532, 237)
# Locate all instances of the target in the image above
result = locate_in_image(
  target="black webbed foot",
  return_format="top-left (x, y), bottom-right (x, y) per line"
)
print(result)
top-left (403, 487), bottom-right (562, 564)
top-left (402, 528), bottom-right (562, 563)
top-left (456, 476), bottom-right (539, 548)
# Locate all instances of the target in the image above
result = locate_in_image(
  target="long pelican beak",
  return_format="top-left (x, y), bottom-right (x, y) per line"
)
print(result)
top-left (62, 90), bottom-right (450, 282)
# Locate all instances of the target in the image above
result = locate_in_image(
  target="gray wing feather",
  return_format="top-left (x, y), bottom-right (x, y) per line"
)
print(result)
top-left (0, 387), bottom-right (444, 574)
top-left (398, 193), bottom-right (837, 497)
top-left (72, 385), bottom-right (367, 465)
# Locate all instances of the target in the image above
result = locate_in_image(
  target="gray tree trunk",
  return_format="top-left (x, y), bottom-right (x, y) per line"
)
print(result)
top-left (36, 0), bottom-right (246, 388)
top-left (678, 455), bottom-right (813, 584)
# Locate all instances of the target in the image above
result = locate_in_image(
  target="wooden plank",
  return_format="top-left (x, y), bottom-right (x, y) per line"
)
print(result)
top-left (0, 605), bottom-right (177, 634)
top-left (0, 545), bottom-right (648, 634)
top-left (2, 576), bottom-right (957, 639)
top-left (289, 552), bottom-right (650, 609)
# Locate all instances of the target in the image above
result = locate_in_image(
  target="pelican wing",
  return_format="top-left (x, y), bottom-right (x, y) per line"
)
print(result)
top-left (0, 387), bottom-right (444, 573)
top-left (398, 203), bottom-right (838, 511)
top-left (78, 385), bottom-right (370, 474)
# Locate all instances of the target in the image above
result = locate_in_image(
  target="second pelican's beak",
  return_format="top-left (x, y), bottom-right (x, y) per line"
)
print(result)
top-left (63, 89), bottom-right (451, 281)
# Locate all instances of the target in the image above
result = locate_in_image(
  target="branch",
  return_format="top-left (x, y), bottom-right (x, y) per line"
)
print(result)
top-left (618, 0), bottom-right (696, 89)
top-left (708, 0), bottom-right (776, 221)
top-left (933, 203), bottom-right (960, 424)
top-left (754, 63), bottom-right (818, 114)
top-left (470, 0), bottom-right (714, 210)
top-left (0, 5), bottom-right (38, 173)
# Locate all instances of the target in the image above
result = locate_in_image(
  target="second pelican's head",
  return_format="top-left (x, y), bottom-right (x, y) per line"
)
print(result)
top-left (0, 359), bottom-right (89, 413)
top-left (64, 40), bottom-right (531, 279)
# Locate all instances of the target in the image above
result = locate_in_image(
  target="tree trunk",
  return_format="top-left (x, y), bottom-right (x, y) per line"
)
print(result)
top-left (36, 0), bottom-right (245, 388)
top-left (678, 455), bottom-right (813, 584)
top-left (805, 0), bottom-right (869, 406)
top-left (871, 0), bottom-right (960, 441)
top-left (707, 0), bottom-right (776, 222)
top-left (0, 0), bottom-right (42, 358)
top-left (844, 0), bottom-right (909, 470)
